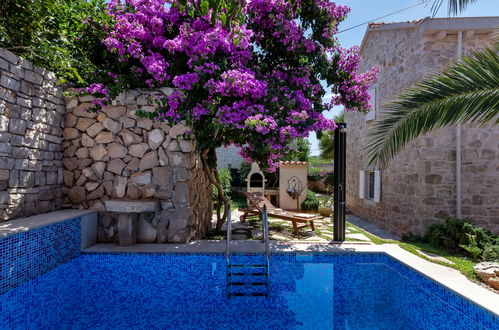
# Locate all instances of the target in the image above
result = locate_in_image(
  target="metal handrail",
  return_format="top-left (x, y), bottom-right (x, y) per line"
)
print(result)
top-left (226, 206), bottom-right (231, 262)
top-left (262, 205), bottom-right (270, 261)
top-left (226, 205), bottom-right (269, 262)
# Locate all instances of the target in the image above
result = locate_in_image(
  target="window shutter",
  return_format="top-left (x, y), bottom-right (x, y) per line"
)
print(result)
top-left (359, 170), bottom-right (365, 199)
top-left (373, 170), bottom-right (381, 203)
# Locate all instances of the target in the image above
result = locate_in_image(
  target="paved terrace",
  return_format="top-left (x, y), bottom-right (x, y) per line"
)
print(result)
top-left (209, 211), bottom-right (397, 243)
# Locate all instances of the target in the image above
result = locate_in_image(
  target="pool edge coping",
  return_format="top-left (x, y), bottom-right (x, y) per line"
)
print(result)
top-left (0, 209), bottom-right (97, 238)
top-left (381, 244), bottom-right (499, 318)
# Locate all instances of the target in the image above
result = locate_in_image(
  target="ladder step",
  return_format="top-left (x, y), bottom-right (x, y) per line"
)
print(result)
top-left (229, 292), bottom-right (268, 297)
top-left (228, 264), bottom-right (267, 268)
top-left (229, 281), bottom-right (266, 286)
top-left (229, 272), bottom-right (266, 276)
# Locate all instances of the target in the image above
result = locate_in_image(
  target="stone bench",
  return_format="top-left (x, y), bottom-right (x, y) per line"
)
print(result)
top-left (104, 200), bottom-right (167, 246)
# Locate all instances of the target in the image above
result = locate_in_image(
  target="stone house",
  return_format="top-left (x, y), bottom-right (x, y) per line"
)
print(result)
top-left (345, 17), bottom-right (499, 236)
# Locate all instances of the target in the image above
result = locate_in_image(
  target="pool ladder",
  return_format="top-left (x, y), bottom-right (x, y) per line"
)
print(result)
top-left (226, 205), bottom-right (270, 298)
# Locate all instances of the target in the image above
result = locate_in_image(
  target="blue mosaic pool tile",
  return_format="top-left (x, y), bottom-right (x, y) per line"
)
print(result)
top-left (382, 254), bottom-right (499, 330)
top-left (0, 217), bottom-right (80, 294)
top-left (1, 249), bottom-right (498, 329)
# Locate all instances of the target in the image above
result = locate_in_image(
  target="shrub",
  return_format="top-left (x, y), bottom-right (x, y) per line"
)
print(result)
top-left (212, 169), bottom-right (232, 202)
top-left (307, 166), bottom-right (322, 182)
top-left (318, 195), bottom-right (333, 208)
top-left (0, 0), bottom-right (117, 85)
top-left (323, 171), bottom-right (335, 187)
top-left (238, 162), bottom-right (251, 181)
top-left (301, 190), bottom-right (319, 211)
top-left (482, 245), bottom-right (499, 261)
top-left (401, 233), bottom-right (421, 243)
top-left (424, 217), bottom-right (499, 261)
top-left (286, 138), bottom-right (310, 162)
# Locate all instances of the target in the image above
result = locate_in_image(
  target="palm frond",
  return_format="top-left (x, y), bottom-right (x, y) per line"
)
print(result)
top-left (319, 130), bottom-right (335, 160)
top-left (366, 47), bottom-right (499, 168)
top-left (431, 0), bottom-right (479, 16)
top-left (319, 111), bottom-right (344, 160)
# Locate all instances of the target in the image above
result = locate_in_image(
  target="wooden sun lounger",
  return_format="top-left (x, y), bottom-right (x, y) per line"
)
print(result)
top-left (238, 192), bottom-right (322, 235)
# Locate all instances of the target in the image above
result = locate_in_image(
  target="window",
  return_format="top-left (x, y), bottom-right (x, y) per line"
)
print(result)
top-left (365, 86), bottom-right (376, 122)
top-left (367, 171), bottom-right (376, 200)
top-left (359, 169), bottom-right (381, 203)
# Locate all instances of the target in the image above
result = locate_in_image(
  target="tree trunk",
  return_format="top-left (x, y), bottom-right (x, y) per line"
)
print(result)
top-left (201, 149), bottom-right (229, 231)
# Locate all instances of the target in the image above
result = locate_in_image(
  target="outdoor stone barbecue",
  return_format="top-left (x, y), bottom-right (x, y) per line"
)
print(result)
top-left (63, 89), bottom-right (212, 243)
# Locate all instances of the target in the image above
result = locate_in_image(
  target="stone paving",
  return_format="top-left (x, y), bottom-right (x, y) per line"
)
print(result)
top-left (346, 214), bottom-right (398, 240)
top-left (211, 211), bottom-right (463, 267)
top-left (211, 210), bottom-right (385, 243)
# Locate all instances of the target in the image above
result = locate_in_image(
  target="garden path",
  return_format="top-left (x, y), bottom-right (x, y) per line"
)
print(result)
top-left (210, 211), bottom-right (385, 243)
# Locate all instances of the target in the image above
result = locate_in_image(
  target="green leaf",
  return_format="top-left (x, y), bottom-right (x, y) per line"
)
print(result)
top-left (219, 12), bottom-right (227, 26)
top-left (365, 46), bottom-right (499, 168)
top-left (200, 0), bottom-right (209, 15)
top-left (431, 0), bottom-right (479, 16)
top-left (71, 68), bottom-right (85, 84)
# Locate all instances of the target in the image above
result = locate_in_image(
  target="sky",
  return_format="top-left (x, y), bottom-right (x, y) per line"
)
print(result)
top-left (308, 0), bottom-right (499, 156)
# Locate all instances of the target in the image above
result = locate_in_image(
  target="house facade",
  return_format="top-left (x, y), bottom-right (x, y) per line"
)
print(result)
top-left (345, 17), bottom-right (499, 236)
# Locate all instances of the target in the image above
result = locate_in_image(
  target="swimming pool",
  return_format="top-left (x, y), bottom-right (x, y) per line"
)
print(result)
top-left (1, 253), bottom-right (497, 329)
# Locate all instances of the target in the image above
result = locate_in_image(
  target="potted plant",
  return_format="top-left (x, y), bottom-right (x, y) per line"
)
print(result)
top-left (318, 196), bottom-right (333, 217)
top-left (301, 190), bottom-right (319, 213)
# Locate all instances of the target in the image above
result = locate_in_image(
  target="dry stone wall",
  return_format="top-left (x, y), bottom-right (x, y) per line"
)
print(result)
top-left (63, 89), bottom-right (212, 243)
top-left (346, 24), bottom-right (498, 236)
top-left (0, 49), bottom-right (65, 221)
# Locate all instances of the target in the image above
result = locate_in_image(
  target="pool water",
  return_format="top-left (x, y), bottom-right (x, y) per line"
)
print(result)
top-left (0, 253), bottom-right (497, 329)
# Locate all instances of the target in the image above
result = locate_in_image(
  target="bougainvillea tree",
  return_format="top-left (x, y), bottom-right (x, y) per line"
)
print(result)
top-left (86, 0), bottom-right (378, 229)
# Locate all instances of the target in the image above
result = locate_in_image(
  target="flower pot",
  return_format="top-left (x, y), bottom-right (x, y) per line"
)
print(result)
top-left (318, 207), bottom-right (332, 217)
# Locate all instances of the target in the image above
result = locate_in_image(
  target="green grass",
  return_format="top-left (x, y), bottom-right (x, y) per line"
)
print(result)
top-left (248, 218), bottom-right (260, 226)
top-left (346, 223), bottom-right (398, 244)
top-left (212, 194), bottom-right (247, 214)
top-left (308, 156), bottom-right (331, 165)
top-left (269, 222), bottom-right (293, 232)
top-left (229, 196), bottom-right (247, 211)
top-left (399, 242), bottom-right (478, 279)
top-left (346, 222), bottom-right (478, 280)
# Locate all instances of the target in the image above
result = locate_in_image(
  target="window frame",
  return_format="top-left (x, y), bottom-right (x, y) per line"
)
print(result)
top-left (359, 169), bottom-right (381, 203)
top-left (366, 170), bottom-right (376, 200)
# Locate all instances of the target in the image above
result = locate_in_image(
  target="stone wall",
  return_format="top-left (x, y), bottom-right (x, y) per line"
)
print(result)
top-left (346, 21), bottom-right (498, 236)
top-left (0, 49), bottom-right (65, 221)
top-left (63, 89), bottom-right (212, 243)
top-left (460, 122), bottom-right (499, 227)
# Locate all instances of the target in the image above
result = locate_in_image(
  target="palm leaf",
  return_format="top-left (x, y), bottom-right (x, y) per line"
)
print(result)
top-left (319, 130), bottom-right (335, 160)
top-left (319, 111), bottom-right (344, 160)
top-left (431, 0), bottom-right (479, 16)
top-left (366, 47), bottom-right (499, 168)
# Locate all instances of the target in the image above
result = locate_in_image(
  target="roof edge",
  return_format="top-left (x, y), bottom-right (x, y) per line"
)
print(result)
top-left (359, 16), bottom-right (499, 52)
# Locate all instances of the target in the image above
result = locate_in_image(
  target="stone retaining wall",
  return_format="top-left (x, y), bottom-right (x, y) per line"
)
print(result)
top-left (63, 89), bottom-right (212, 242)
top-left (0, 49), bottom-right (65, 221)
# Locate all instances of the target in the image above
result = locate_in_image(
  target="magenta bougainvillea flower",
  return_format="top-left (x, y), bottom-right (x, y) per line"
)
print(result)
top-left (88, 0), bottom-right (379, 172)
